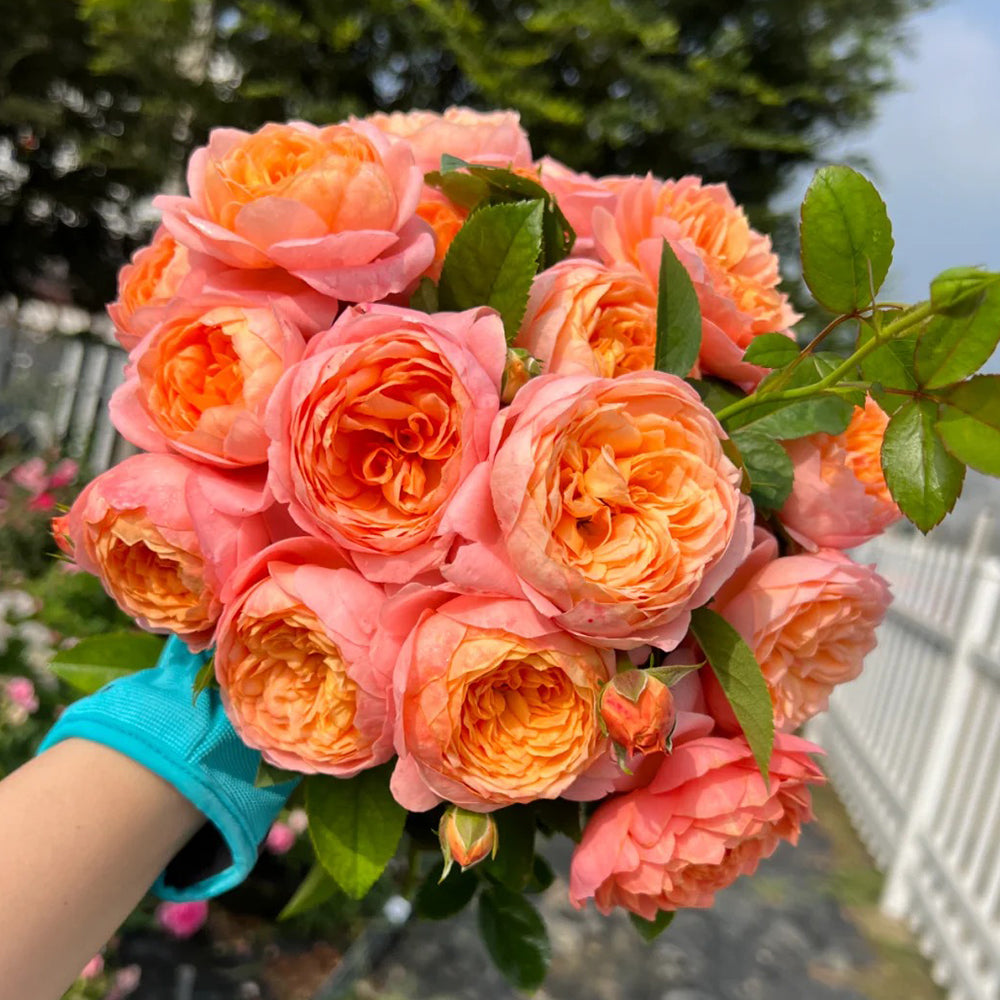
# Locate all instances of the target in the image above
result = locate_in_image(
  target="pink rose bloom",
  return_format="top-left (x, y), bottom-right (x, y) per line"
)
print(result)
top-left (12, 457), bottom-right (47, 495)
top-left (78, 954), bottom-right (105, 980)
top-left (265, 820), bottom-right (297, 855)
top-left (384, 588), bottom-right (615, 812)
top-left (569, 734), bottom-right (824, 919)
top-left (5, 677), bottom-right (39, 714)
top-left (593, 174), bottom-right (799, 386)
top-left (536, 157), bottom-right (619, 259)
top-left (780, 397), bottom-right (902, 550)
top-left (515, 258), bottom-right (658, 378)
top-left (111, 299), bottom-right (307, 468)
top-left (267, 304), bottom-right (505, 584)
top-left (215, 536), bottom-right (391, 776)
top-left (65, 454), bottom-right (271, 650)
top-left (708, 548), bottom-right (891, 731)
top-left (155, 899), bottom-right (209, 939)
top-left (367, 107), bottom-right (532, 173)
top-left (447, 371), bottom-right (752, 651)
top-left (155, 121), bottom-right (434, 302)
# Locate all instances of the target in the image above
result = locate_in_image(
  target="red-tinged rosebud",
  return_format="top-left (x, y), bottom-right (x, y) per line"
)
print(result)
top-left (600, 670), bottom-right (677, 757)
top-left (438, 805), bottom-right (498, 879)
top-left (51, 513), bottom-right (74, 557)
top-left (500, 347), bottom-right (543, 404)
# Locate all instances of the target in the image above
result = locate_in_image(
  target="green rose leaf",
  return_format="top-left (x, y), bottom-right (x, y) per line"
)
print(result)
top-left (857, 317), bottom-right (916, 414)
top-left (305, 765), bottom-right (406, 900)
top-left (929, 266), bottom-right (1000, 317)
top-left (50, 631), bottom-right (165, 695)
top-left (255, 758), bottom-right (299, 789)
top-left (689, 607), bottom-right (773, 780)
top-left (730, 430), bottom-right (794, 511)
top-left (654, 239), bottom-right (702, 377)
top-left (483, 804), bottom-right (536, 891)
top-left (534, 798), bottom-right (584, 843)
top-left (278, 861), bottom-right (340, 921)
top-left (409, 276), bottom-right (439, 313)
top-left (414, 860), bottom-right (479, 920)
top-left (881, 398), bottom-right (965, 532)
top-left (935, 375), bottom-right (1000, 476)
top-left (800, 165), bottom-right (894, 313)
top-left (478, 884), bottom-right (551, 991)
top-left (915, 282), bottom-right (1000, 389)
top-left (630, 909), bottom-right (676, 942)
top-left (525, 854), bottom-right (555, 894)
top-left (438, 199), bottom-right (544, 342)
top-left (741, 333), bottom-right (800, 369)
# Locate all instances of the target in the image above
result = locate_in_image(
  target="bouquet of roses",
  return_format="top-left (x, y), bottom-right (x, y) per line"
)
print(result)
top-left (52, 108), bottom-right (1000, 988)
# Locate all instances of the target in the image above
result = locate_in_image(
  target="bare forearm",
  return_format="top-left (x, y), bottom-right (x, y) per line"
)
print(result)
top-left (0, 738), bottom-right (203, 1000)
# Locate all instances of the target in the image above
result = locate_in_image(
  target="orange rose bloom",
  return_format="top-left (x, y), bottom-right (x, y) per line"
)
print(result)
top-left (215, 538), bottom-right (391, 776)
top-left (387, 593), bottom-right (614, 811)
top-left (107, 227), bottom-right (191, 350)
top-left (516, 259), bottom-right (658, 377)
top-left (416, 193), bottom-right (468, 280)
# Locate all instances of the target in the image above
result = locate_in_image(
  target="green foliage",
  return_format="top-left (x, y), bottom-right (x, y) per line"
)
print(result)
top-left (278, 861), bottom-right (340, 921)
top-left (857, 317), bottom-right (917, 415)
top-left (654, 239), bottom-right (702, 377)
top-left (730, 430), bottom-right (794, 511)
top-left (49, 630), bottom-right (163, 694)
top-left (914, 282), bottom-right (1000, 389)
top-left (630, 909), bottom-right (676, 942)
top-left (478, 883), bottom-right (551, 991)
top-left (689, 607), bottom-right (773, 780)
top-left (881, 399), bottom-right (965, 532)
top-left (534, 798), bottom-right (584, 843)
top-left (929, 267), bottom-right (1000, 316)
top-left (306, 765), bottom-right (406, 900)
top-left (255, 758), bottom-right (299, 789)
top-left (437, 199), bottom-right (544, 340)
top-left (414, 860), bottom-right (479, 919)
top-left (935, 376), bottom-right (1000, 477)
top-left (742, 333), bottom-right (800, 369)
top-left (800, 166), bottom-right (894, 314)
top-left (482, 804), bottom-right (536, 891)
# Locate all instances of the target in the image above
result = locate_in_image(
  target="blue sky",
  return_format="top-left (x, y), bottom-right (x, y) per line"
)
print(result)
top-left (782, 0), bottom-right (1000, 308)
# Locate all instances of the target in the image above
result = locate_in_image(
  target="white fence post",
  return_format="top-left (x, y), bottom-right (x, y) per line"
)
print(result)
top-left (881, 512), bottom-right (997, 920)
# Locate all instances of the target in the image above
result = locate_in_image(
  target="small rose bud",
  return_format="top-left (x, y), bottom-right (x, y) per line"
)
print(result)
top-left (500, 348), bottom-right (543, 404)
top-left (51, 513), bottom-right (74, 557)
top-left (600, 670), bottom-right (676, 757)
top-left (438, 806), bottom-right (498, 879)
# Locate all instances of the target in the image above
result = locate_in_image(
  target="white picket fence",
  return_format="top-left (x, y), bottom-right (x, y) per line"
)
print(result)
top-left (809, 514), bottom-right (1000, 1000)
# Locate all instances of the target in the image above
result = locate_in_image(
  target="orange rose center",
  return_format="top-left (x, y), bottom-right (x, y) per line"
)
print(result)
top-left (228, 601), bottom-right (361, 766)
top-left (294, 332), bottom-right (465, 548)
top-left (90, 508), bottom-right (214, 634)
top-left (545, 402), bottom-right (732, 603)
top-left (448, 640), bottom-right (600, 796)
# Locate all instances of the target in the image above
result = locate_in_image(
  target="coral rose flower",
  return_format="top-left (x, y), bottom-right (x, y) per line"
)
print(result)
top-left (64, 454), bottom-right (271, 650)
top-left (467, 371), bottom-right (752, 650)
top-left (267, 304), bottom-right (505, 583)
top-left (415, 191), bottom-right (468, 281)
top-left (593, 175), bottom-right (799, 385)
top-left (515, 258), bottom-right (658, 378)
top-left (110, 300), bottom-right (306, 468)
top-left (108, 227), bottom-right (191, 350)
top-left (216, 537), bottom-right (390, 776)
top-left (155, 121), bottom-right (434, 302)
top-left (385, 589), bottom-right (615, 811)
top-left (708, 548), bottom-right (891, 731)
top-left (569, 734), bottom-right (824, 918)
top-left (367, 107), bottom-right (532, 173)
top-left (780, 396), bottom-right (902, 550)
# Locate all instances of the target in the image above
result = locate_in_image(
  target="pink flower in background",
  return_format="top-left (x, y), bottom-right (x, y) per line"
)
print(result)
top-left (265, 820), bottom-right (297, 855)
top-left (11, 458), bottom-right (47, 495)
top-left (780, 397), bottom-right (902, 550)
top-left (5, 677), bottom-right (39, 714)
top-left (286, 808), bottom-right (309, 835)
top-left (706, 549), bottom-right (892, 731)
top-left (47, 458), bottom-right (78, 488)
top-left (569, 734), bottom-right (824, 919)
top-left (78, 954), bottom-right (105, 980)
top-left (155, 900), bottom-right (209, 939)
top-left (155, 121), bottom-right (434, 302)
top-left (106, 964), bottom-right (142, 1000)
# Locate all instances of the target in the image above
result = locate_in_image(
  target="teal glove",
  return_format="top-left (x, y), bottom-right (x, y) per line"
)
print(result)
top-left (38, 635), bottom-right (298, 901)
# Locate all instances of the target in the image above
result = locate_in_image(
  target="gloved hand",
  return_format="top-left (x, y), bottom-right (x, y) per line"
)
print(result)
top-left (38, 635), bottom-right (298, 900)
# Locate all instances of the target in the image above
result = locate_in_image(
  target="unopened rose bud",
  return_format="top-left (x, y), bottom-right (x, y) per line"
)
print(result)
top-left (438, 806), bottom-right (498, 879)
top-left (600, 670), bottom-right (676, 757)
top-left (501, 348), bottom-right (543, 404)
top-left (51, 513), bottom-right (74, 557)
